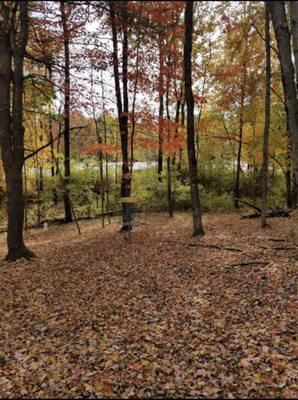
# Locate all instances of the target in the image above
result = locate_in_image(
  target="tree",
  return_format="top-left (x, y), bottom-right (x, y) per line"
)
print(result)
top-left (60, 1), bottom-right (73, 223)
top-left (290, 1), bottom-right (298, 90)
top-left (268, 1), bottom-right (298, 194)
top-left (109, 1), bottom-right (131, 230)
top-left (184, 0), bottom-right (204, 237)
top-left (261, 3), bottom-right (271, 228)
top-left (0, 2), bottom-right (35, 260)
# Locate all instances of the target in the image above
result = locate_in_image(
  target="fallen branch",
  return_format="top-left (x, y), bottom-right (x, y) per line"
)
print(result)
top-left (241, 210), bottom-right (290, 219)
top-left (268, 237), bottom-right (286, 242)
top-left (234, 198), bottom-right (261, 213)
top-left (0, 211), bottom-right (120, 234)
top-left (274, 246), bottom-right (295, 251)
top-left (163, 240), bottom-right (244, 253)
top-left (187, 243), bottom-right (243, 252)
top-left (228, 261), bottom-right (270, 267)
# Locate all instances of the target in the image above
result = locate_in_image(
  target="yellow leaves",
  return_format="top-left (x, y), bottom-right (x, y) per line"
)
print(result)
top-left (214, 319), bottom-right (225, 329)
top-left (29, 361), bottom-right (40, 370)
top-left (253, 373), bottom-right (262, 384)
top-left (238, 358), bottom-right (251, 368)
top-left (105, 352), bottom-right (120, 367)
top-left (84, 383), bottom-right (95, 393)
top-left (141, 358), bottom-right (150, 367)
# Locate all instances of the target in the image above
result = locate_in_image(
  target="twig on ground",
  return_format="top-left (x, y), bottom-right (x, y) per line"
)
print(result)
top-left (228, 261), bottom-right (270, 267)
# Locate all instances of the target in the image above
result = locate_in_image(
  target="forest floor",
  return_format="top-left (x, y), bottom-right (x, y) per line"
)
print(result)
top-left (0, 211), bottom-right (297, 398)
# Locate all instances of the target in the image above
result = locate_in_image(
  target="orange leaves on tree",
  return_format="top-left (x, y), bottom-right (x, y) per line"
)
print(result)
top-left (83, 143), bottom-right (121, 156)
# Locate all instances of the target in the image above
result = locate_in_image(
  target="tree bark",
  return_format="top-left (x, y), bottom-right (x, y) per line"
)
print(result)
top-left (109, 1), bottom-right (131, 230)
top-left (290, 1), bottom-right (298, 90)
top-left (60, 1), bottom-right (73, 223)
top-left (121, 1), bottom-right (130, 199)
top-left (0, 3), bottom-right (35, 260)
top-left (234, 109), bottom-right (244, 209)
top-left (286, 121), bottom-right (293, 208)
top-left (166, 86), bottom-right (173, 217)
top-left (261, 3), bottom-right (271, 228)
top-left (46, 65), bottom-right (58, 205)
top-left (184, 0), bottom-right (204, 237)
top-left (233, 59), bottom-right (247, 209)
top-left (268, 1), bottom-right (298, 193)
top-left (158, 38), bottom-right (164, 181)
top-left (178, 100), bottom-right (185, 172)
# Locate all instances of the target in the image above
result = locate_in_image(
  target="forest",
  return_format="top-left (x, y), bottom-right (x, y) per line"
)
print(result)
top-left (0, 1), bottom-right (297, 398)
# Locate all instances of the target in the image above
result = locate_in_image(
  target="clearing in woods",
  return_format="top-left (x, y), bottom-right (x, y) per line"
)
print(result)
top-left (0, 212), bottom-right (297, 398)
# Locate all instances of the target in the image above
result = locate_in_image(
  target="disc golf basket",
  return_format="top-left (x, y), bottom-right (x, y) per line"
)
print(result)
top-left (119, 197), bottom-right (139, 241)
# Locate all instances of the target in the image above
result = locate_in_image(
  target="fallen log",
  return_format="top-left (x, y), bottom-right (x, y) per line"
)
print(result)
top-left (235, 198), bottom-right (291, 219)
top-left (241, 210), bottom-right (291, 219)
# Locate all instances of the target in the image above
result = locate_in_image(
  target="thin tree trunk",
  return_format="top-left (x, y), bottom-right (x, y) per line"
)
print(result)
top-left (172, 97), bottom-right (181, 166)
top-left (90, 64), bottom-right (105, 227)
top-left (47, 65), bottom-right (58, 204)
top-left (24, 162), bottom-right (28, 230)
top-left (110, 1), bottom-right (131, 230)
top-left (290, 1), bottom-right (298, 90)
top-left (178, 100), bottom-right (185, 172)
top-left (261, 4), bottom-right (271, 228)
top-left (101, 72), bottom-right (111, 223)
top-left (268, 1), bottom-right (298, 193)
top-left (0, 3), bottom-right (35, 260)
top-left (60, 1), bottom-right (73, 223)
top-left (166, 85), bottom-right (173, 217)
top-left (184, 0), bottom-right (204, 237)
top-left (130, 34), bottom-right (140, 175)
top-left (158, 38), bottom-right (164, 181)
top-left (234, 74), bottom-right (246, 209)
top-left (252, 120), bottom-right (257, 206)
top-left (121, 1), bottom-right (130, 199)
top-left (285, 119), bottom-right (293, 208)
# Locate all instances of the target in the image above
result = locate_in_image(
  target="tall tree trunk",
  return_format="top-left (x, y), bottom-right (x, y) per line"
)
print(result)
top-left (96, 120), bottom-right (105, 228)
top-left (60, 1), bottom-right (73, 223)
top-left (268, 1), bottom-right (298, 193)
top-left (285, 119), bottom-right (294, 208)
top-left (0, 3), bottom-right (35, 260)
top-left (121, 1), bottom-right (130, 199)
top-left (172, 97), bottom-right (181, 166)
top-left (261, 4), bottom-right (271, 228)
top-left (90, 64), bottom-right (105, 227)
top-left (158, 39), bottom-right (164, 181)
top-left (47, 65), bottom-right (58, 205)
top-left (130, 34), bottom-right (140, 175)
top-left (234, 114), bottom-right (243, 209)
top-left (101, 72), bottom-right (111, 223)
top-left (166, 86), bottom-right (173, 217)
top-left (184, 0), bottom-right (204, 237)
top-left (290, 1), bottom-right (298, 90)
top-left (178, 100), bottom-right (185, 173)
top-left (234, 72), bottom-right (246, 209)
top-left (110, 1), bottom-right (131, 230)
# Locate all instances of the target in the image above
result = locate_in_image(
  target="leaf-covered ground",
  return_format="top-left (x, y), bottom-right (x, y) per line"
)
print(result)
top-left (0, 212), bottom-right (297, 398)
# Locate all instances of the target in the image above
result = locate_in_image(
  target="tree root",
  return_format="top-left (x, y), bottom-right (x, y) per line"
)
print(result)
top-left (5, 246), bottom-right (36, 262)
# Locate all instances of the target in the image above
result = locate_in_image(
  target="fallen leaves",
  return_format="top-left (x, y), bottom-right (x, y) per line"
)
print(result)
top-left (0, 212), bottom-right (296, 398)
